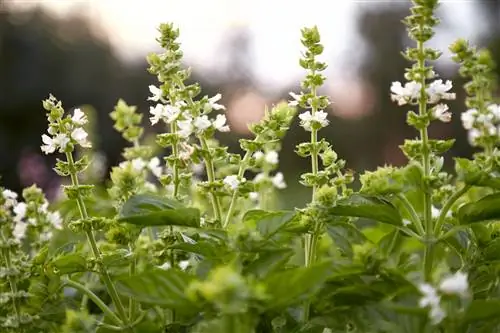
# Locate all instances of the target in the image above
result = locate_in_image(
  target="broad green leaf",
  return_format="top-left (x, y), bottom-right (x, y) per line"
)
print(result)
top-left (464, 300), bottom-right (500, 322)
top-left (326, 221), bottom-right (367, 258)
top-left (243, 210), bottom-right (296, 238)
top-left (244, 248), bottom-right (294, 277)
top-left (264, 261), bottom-right (332, 310)
top-left (118, 194), bottom-right (200, 227)
top-left (458, 193), bottom-right (500, 224)
top-left (51, 254), bottom-right (87, 275)
top-left (116, 268), bottom-right (198, 313)
top-left (169, 241), bottom-right (221, 259)
top-left (328, 194), bottom-right (403, 226)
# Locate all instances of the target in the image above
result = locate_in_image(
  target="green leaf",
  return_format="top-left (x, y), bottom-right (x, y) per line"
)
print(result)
top-left (116, 269), bottom-right (198, 313)
top-left (455, 158), bottom-right (500, 189)
top-left (118, 194), bottom-right (200, 227)
top-left (464, 300), bottom-right (500, 322)
top-left (458, 193), bottom-right (500, 224)
top-left (169, 241), bottom-right (221, 259)
top-left (51, 254), bottom-right (87, 275)
top-left (191, 314), bottom-right (257, 333)
top-left (243, 210), bottom-right (296, 238)
top-left (326, 221), bottom-right (367, 258)
top-left (264, 261), bottom-right (332, 310)
top-left (244, 248), bottom-right (294, 277)
top-left (328, 194), bottom-right (403, 226)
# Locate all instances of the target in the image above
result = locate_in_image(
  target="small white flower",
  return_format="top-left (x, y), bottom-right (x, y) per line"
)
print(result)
top-left (439, 271), bottom-right (468, 297)
top-left (224, 175), bottom-right (244, 190)
top-left (426, 80), bottom-right (455, 104)
top-left (148, 85), bottom-right (163, 102)
top-left (131, 158), bottom-right (146, 171)
top-left (431, 206), bottom-right (440, 219)
top-left (429, 305), bottom-right (446, 325)
top-left (390, 81), bottom-right (421, 105)
top-left (418, 283), bottom-right (440, 308)
top-left (433, 104), bottom-right (451, 122)
top-left (178, 260), bottom-right (189, 270)
top-left (253, 172), bottom-right (266, 183)
top-left (2, 189), bottom-right (18, 208)
top-left (194, 115), bottom-right (212, 131)
top-left (13, 222), bottom-right (27, 242)
top-left (71, 108), bottom-right (88, 126)
top-left (253, 151), bottom-right (264, 161)
top-left (192, 163), bottom-right (205, 176)
top-left (213, 114), bottom-right (230, 132)
top-left (461, 109), bottom-right (477, 130)
top-left (265, 151), bottom-right (279, 165)
top-left (271, 172), bottom-right (287, 189)
top-left (149, 104), bottom-right (165, 125)
top-left (488, 104), bottom-right (500, 121)
top-left (158, 262), bottom-right (171, 270)
top-left (288, 92), bottom-right (302, 106)
top-left (177, 118), bottom-right (194, 138)
top-left (13, 202), bottom-right (27, 222)
top-left (402, 219), bottom-right (411, 226)
top-left (148, 157), bottom-right (163, 178)
top-left (47, 211), bottom-right (63, 229)
top-left (476, 113), bottom-right (494, 126)
top-left (41, 133), bottom-right (70, 154)
top-left (249, 192), bottom-right (259, 201)
top-left (150, 104), bottom-right (182, 125)
top-left (208, 94), bottom-right (225, 110)
top-left (39, 201), bottom-right (49, 214)
top-left (298, 110), bottom-right (329, 131)
top-left (71, 128), bottom-right (91, 148)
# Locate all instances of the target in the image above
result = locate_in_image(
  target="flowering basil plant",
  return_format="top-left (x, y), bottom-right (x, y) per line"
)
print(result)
top-left (3, 0), bottom-right (500, 332)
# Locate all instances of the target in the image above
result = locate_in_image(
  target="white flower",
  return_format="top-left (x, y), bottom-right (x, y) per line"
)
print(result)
top-left (298, 110), bottom-right (329, 131)
top-left (13, 202), bottom-right (27, 222)
top-left (71, 128), bottom-right (91, 148)
top-left (426, 80), bottom-right (455, 104)
top-left (213, 114), bottom-right (230, 132)
top-left (41, 133), bottom-right (70, 154)
top-left (71, 108), bottom-right (88, 125)
top-left (249, 192), bottom-right (259, 201)
top-left (192, 163), bottom-right (205, 176)
top-left (418, 283), bottom-right (445, 324)
top-left (476, 113), bottom-right (494, 126)
top-left (265, 151), bottom-right (279, 165)
top-left (39, 201), bottom-right (49, 214)
top-left (429, 305), bottom-right (446, 325)
top-left (439, 271), bottom-right (468, 297)
top-left (461, 109), bottom-right (477, 130)
top-left (253, 151), bottom-right (264, 161)
top-left (47, 211), bottom-right (63, 229)
top-left (13, 222), bottom-right (27, 242)
top-left (131, 158), bottom-right (146, 171)
top-left (148, 157), bottom-right (162, 178)
top-left (433, 104), bottom-right (451, 122)
top-left (178, 260), bottom-right (189, 270)
top-left (288, 92), bottom-right (302, 106)
top-left (194, 115), bottom-right (212, 131)
top-left (149, 104), bottom-right (181, 125)
top-left (158, 262), bottom-right (171, 270)
top-left (148, 85), bottom-right (163, 102)
top-left (488, 104), bottom-right (500, 121)
top-left (390, 81), bottom-right (421, 105)
top-left (208, 94), bottom-right (225, 110)
top-left (431, 206), bottom-right (440, 219)
top-left (271, 172), bottom-right (287, 189)
top-left (402, 219), bottom-right (411, 226)
top-left (468, 128), bottom-right (481, 145)
top-left (2, 189), bottom-right (18, 208)
top-left (149, 104), bottom-right (165, 125)
top-left (177, 118), bottom-right (194, 138)
top-left (223, 175), bottom-right (244, 190)
top-left (253, 172), bottom-right (266, 183)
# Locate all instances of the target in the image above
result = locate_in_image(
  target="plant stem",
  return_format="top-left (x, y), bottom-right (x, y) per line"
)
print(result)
top-left (395, 193), bottom-right (425, 235)
top-left (0, 231), bottom-right (22, 330)
top-left (128, 245), bottom-right (138, 321)
top-left (434, 185), bottom-right (470, 235)
top-left (416, 38), bottom-right (433, 282)
top-left (64, 278), bottom-right (123, 327)
top-left (304, 82), bottom-right (320, 322)
top-left (199, 137), bottom-right (223, 223)
top-left (170, 121), bottom-right (181, 199)
top-left (65, 152), bottom-right (132, 330)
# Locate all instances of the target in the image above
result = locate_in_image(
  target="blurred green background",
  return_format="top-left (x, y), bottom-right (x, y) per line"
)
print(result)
top-left (1, 0), bottom-right (499, 208)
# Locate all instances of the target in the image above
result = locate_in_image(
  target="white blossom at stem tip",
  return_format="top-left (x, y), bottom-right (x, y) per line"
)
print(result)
top-left (223, 175), bottom-right (244, 190)
top-left (71, 108), bottom-right (88, 126)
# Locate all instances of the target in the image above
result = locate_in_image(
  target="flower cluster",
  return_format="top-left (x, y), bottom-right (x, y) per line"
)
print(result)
top-left (41, 96), bottom-right (91, 154)
top-left (418, 271), bottom-right (469, 324)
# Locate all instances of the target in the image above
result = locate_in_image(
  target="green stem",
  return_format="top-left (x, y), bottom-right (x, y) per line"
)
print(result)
top-left (64, 279), bottom-right (123, 327)
top-left (65, 152), bottom-right (132, 329)
top-left (434, 185), bottom-right (470, 235)
top-left (304, 82), bottom-right (320, 322)
top-left (222, 146), bottom-right (258, 228)
top-left (128, 245), bottom-right (138, 321)
top-left (199, 137), bottom-right (223, 223)
top-left (395, 193), bottom-right (425, 235)
top-left (416, 38), bottom-right (433, 282)
top-left (170, 121), bottom-right (181, 198)
top-left (0, 232), bottom-right (22, 329)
